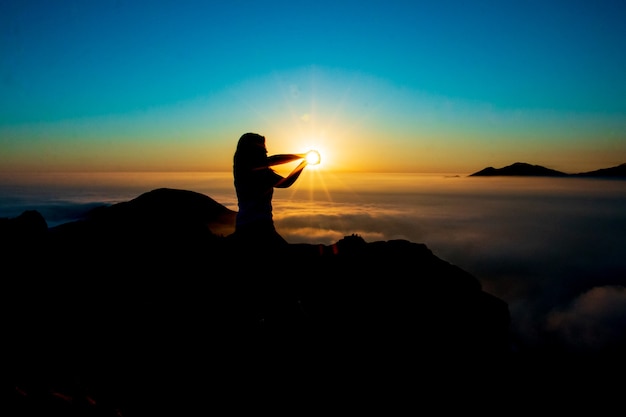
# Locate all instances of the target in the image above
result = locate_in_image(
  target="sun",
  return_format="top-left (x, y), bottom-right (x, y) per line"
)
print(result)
top-left (305, 149), bottom-right (321, 165)
top-left (299, 142), bottom-right (329, 170)
top-left (293, 135), bottom-right (331, 171)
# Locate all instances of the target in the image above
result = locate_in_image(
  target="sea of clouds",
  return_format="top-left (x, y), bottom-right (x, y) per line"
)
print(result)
top-left (2, 172), bottom-right (625, 354)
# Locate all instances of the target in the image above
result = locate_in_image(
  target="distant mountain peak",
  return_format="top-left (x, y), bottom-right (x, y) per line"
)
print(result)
top-left (469, 162), bottom-right (626, 178)
top-left (469, 162), bottom-right (567, 177)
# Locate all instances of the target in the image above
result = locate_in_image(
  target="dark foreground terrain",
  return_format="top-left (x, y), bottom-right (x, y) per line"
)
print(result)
top-left (6, 188), bottom-right (620, 414)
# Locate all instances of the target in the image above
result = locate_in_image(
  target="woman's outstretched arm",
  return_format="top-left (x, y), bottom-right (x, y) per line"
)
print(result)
top-left (267, 154), bottom-right (305, 166)
top-left (275, 160), bottom-right (307, 188)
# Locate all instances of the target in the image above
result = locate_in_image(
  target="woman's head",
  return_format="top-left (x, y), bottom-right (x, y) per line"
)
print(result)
top-left (234, 132), bottom-right (268, 169)
top-left (237, 132), bottom-right (266, 153)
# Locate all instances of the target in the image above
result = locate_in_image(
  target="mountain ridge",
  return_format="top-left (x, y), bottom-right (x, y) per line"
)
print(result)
top-left (469, 162), bottom-right (626, 177)
top-left (7, 188), bottom-right (513, 414)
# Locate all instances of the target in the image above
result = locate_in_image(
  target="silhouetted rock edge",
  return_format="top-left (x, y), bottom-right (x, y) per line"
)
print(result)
top-left (8, 188), bottom-right (513, 414)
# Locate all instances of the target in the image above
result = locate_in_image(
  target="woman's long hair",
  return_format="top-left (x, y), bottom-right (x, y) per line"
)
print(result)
top-left (234, 132), bottom-right (267, 173)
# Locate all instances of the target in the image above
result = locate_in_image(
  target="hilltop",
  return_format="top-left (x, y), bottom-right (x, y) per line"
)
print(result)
top-left (8, 188), bottom-right (512, 414)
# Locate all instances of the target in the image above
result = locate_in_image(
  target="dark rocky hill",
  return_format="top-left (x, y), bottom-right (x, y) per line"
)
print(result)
top-left (469, 162), bottom-right (568, 176)
top-left (7, 188), bottom-right (513, 414)
top-left (469, 162), bottom-right (626, 177)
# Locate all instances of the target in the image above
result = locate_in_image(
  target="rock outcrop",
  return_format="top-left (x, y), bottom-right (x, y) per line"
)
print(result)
top-left (8, 188), bottom-right (511, 415)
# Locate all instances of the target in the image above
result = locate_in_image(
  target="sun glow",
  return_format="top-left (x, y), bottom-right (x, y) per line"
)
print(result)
top-left (305, 150), bottom-right (321, 165)
top-left (298, 141), bottom-right (330, 171)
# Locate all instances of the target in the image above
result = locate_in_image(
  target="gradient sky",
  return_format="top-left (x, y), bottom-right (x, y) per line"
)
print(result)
top-left (2, 0), bottom-right (625, 174)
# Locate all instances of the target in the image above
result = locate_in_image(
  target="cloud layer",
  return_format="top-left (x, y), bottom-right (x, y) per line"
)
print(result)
top-left (3, 172), bottom-right (625, 354)
top-left (273, 176), bottom-right (626, 354)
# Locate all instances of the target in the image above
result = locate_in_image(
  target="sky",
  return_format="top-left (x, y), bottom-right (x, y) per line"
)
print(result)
top-left (2, 0), bottom-right (626, 175)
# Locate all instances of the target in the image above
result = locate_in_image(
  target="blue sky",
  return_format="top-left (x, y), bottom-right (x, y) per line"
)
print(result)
top-left (2, 0), bottom-right (625, 173)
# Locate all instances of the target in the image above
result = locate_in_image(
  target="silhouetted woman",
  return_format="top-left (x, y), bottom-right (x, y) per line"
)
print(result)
top-left (230, 132), bottom-right (308, 247)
